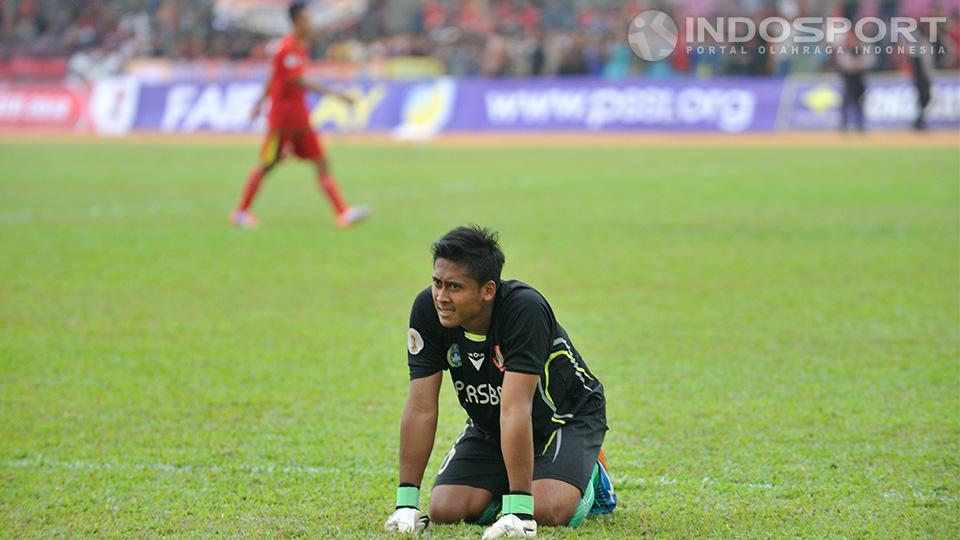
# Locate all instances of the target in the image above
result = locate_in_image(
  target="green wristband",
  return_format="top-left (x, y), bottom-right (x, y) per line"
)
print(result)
top-left (396, 486), bottom-right (420, 508)
top-left (502, 493), bottom-right (534, 516)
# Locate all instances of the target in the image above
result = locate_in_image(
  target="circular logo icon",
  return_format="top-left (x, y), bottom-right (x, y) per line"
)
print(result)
top-left (283, 52), bottom-right (302, 69)
top-left (408, 328), bottom-right (424, 355)
top-left (628, 10), bottom-right (679, 61)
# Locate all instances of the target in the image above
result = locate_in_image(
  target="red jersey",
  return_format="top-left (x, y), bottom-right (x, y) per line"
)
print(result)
top-left (268, 34), bottom-right (310, 129)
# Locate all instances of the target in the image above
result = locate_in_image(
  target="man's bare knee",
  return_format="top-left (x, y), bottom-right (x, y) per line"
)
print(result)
top-left (429, 485), bottom-right (492, 524)
top-left (429, 500), bottom-right (467, 524)
top-left (534, 503), bottom-right (574, 527)
top-left (532, 478), bottom-right (580, 526)
top-left (428, 499), bottom-right (484, 524)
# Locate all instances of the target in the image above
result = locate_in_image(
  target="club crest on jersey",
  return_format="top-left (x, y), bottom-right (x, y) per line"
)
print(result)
top-left (283, 52), bottom-right (302, 69)
top-left (447, 344), bottom-right (462, 368)
top-left (468, 352), bottom-right (485, 371)
top-left (493, 345), bottom-right (505, 372)
top-left (407, 328), bottom-right (424, 355)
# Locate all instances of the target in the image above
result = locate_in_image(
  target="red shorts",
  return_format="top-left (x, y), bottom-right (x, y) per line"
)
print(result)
top-left (259, 128), bottom-right (323, 167)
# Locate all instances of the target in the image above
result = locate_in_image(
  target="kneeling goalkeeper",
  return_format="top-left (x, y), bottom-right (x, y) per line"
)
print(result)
top-left (385, 225), bottom-right (616, 538)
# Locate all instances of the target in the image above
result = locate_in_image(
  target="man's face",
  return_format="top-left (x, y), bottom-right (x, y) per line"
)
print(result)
top-left (293, 8), bottom-right (311, 37)
top-left (432, 258), bottom-right (495, 330)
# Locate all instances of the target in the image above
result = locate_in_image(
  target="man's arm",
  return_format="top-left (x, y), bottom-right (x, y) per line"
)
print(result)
top-left (250, 69), bottom-right (272, 120)
top-left (500, 371), bottom-right (540, 493)
top-left (399, 371), bottom-right (442, 486)
top-left (291, 75), bottom-right (355, 105)
top-left (480, 371), bottom-right (540, 538)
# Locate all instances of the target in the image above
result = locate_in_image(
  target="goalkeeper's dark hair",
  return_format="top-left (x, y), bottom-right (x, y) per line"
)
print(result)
top-left (432, 225), bottom-right (505, 287)
top-left (289, 1), bottom-right (307, 22)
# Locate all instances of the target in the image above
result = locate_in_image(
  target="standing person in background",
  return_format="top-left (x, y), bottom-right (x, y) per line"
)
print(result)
top-left (231, 1), bottom-right (370, 229)
top-left (836, 34), bottom-right (874, 133)
top-left (910, 26), bottom-right (935, 131)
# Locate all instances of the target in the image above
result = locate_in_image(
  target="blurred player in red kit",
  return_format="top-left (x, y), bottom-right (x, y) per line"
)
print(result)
top-left (231, 1), bottom-right (370, 229)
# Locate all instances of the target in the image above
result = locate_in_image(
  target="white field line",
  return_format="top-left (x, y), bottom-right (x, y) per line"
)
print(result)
top-left (3, 457), bottom-right (765, 488)
top-left (0, 202), bottom-right (193, 224)
top-left (0, 458), bottom-right (770, 490)
top-left (616, 475), bottom-right (775, 489)
top-left (1, 456), bottom-right (390, 476)
top-left (616, 475), bottom-right (957, 504)
top-left (4, 458), bottom-right (956, 504)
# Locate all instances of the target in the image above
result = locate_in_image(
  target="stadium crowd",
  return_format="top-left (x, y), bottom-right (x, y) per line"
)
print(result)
top-left (1, 0), bottom-right (958, 81)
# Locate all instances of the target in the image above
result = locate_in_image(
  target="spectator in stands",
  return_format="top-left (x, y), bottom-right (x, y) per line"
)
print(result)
top-left (2, 0), bottom-right (959, 84)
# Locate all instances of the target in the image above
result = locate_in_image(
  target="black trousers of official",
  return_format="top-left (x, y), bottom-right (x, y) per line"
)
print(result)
top-left (913, 78), bottom-right (932, 130)
top-left (841, 74), bottom-right (866, 132)
top-left (912, 56), bottom-right (932, 130)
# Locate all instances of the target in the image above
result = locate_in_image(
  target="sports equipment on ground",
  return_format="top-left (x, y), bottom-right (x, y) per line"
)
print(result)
top-left (482, 514), bottom-right (537, 538)
top-left (384, 507), bottom-right (429, 534)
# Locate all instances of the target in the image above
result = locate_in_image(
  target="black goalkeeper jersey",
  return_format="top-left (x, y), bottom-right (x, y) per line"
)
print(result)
top-left (406, 280), bottom-right (605, 446)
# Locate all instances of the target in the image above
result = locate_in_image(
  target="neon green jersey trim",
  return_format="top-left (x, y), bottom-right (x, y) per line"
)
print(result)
top-left (463, 331), bottom-right (487, 342)
top-left (544, 350), bottom-right (573, 406)
top-left (547, 348), bottom-right (595, 383)
top-left (541, 430), bottom-right (557, 455)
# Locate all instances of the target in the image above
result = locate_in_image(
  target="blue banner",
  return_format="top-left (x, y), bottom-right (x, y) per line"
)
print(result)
top-left (84, 75), bottom-right (960, 135)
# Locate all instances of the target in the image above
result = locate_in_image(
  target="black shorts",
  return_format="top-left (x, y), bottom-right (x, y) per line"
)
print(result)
top-left (432, 411), bottom-right (607, 496)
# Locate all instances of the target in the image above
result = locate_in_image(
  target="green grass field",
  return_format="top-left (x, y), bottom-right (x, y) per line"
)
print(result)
top-left (1, 138), bottom-right (957, 538)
